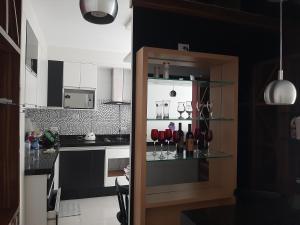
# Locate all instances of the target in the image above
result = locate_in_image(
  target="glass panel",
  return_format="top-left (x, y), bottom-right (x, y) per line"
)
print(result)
top-left (146, 150), bottom-right (232, 162)
top-left (148, 77), bottom-right (234, 88)
top-left (147, 117), bottom-right (234, 121)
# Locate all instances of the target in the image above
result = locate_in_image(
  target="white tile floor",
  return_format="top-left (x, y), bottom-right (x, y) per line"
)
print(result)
top-left (58, 196), bottom-right (120, 225)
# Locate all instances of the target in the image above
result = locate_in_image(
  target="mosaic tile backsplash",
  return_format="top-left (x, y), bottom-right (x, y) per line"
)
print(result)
top-left (25, 101), bottom-right (131, 135)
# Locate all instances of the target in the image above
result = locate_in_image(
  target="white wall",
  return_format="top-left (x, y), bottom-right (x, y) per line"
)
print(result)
top-left (20, 0), bottom-right (49, 224)
top-left (48, 46), bottom-right (131, 69)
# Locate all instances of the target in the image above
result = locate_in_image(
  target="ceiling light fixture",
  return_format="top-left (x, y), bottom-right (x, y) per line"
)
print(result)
top-left (264, 0), bottom-right (297, 105)
top-left (80, 0), bottom-right (118, 24)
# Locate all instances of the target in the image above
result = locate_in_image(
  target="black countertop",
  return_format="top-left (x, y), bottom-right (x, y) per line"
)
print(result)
top-left (25, 149), bottom-right (59, 176)
top-left (181, 193), bottom-right (300, 225)
top-left (59, 134), bottom-right (130, 147)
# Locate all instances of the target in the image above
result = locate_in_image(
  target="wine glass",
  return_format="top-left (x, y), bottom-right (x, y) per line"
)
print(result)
top-left (172, 131), bottom-right (179, 158)
top-left (186, 101), bottom-right (193, 119)
top-left (205, 130), bottom-right (213, 155)
top-left (196, 101), bottom-right (205, 119)
top-left (158, 131), bottom-right (166, 159)
top-left (177, 102), bottom-right (185, 119)
top-left (194, 128), bottom-right (201, 153)
top-left (151, 129), bottom-right (159, 156)
top-left (165, 129), bottom-right (172, 155)
top-left (206, 101), bottom-right (213, 119)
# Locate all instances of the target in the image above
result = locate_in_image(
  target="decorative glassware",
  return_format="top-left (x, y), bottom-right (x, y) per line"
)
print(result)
top-left (155, 101), bottom-right (163, 119)
top-left (172, 131), bottom-right (179, 158)
top-left (194, 128), bottom-right (201, 153)
top-left (186, 101), bottom-right (193, 119)
top-left (163, 62), bottom-right (170, 79)
top-left (196, 101), bottom-right (205, 119)
top-left (163, 100), bottom-right (171, 119)
top-left (165, 129), bottom-right (172, 155)
top-left (151, 129), bottom-right (159, 156)
top-left (206, 101), bottom-right (213, 119)
top-left (177, 102), bottom-right (185, 119)
top-left (158, 131), bottom-right (166, 159)
top-left (205, 129), bottom-right (213, 155)
top-left (154, 65), bottom-right (160, 78)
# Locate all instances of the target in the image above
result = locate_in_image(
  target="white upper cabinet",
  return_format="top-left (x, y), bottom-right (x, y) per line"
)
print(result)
top-left (63, 62), bottom-right (81, 88)
top-left (25, 69), bottom-right (37, 107)
top-left (123, 69), bottom-right (132, 103)
top-left (63, 62), bottom-right (97, 89)
top-left (80, 63), bottom-right (97, 89)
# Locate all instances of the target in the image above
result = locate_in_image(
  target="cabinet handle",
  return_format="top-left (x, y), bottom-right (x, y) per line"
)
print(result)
top-left (0, 98), bottom-right (13, 105)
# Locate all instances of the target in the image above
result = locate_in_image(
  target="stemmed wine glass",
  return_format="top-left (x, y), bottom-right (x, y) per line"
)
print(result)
top-left (186, 101), bottom-right (193, 119)
top-left (177, 102), bottom-right (185, 119)
top-left (158, 131), bottom-right (166, 160)
top-left (206, 101), bottom-right (213, 119)
top-left (172, 131), bottom-right (179, 158)
top-left (151, 129), bottom-right (159, 156)
top-left (194, 128), bottom-right (201, 154)
top-left (165, 129), bottom-right (173, 155)
top-left (205, 130), bottom-right (213, 155)
top-left (196, 101), bottom-right (205, 119)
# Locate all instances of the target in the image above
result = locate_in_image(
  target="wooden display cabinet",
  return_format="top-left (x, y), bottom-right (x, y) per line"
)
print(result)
top-left (134, 47), bottom-right (238, 225)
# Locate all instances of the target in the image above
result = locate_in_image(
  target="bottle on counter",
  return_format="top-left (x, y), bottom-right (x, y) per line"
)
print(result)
top-left (177, 123), bottom-right (184, 154)
top-left (186, 124), bottom-right (194, 157)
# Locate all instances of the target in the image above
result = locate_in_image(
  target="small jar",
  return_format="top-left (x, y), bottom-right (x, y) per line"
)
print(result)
top-left (154, 65), bottom-right (160, 78)
top-left (163, 62), bottom-right (170, 79)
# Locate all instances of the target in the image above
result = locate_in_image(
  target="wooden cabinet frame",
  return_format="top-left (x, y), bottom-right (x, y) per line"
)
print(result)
top-left (133, 47), bottom-right (238, 225)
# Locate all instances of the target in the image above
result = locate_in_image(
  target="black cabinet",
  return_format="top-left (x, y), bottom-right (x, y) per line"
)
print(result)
top-left (59, 150), bottom-right (105, 200)
top-left (47, 60), bottom-right (63, 107)
top-left (0, 1), bottom-right (6, 31)
top-left (8, 0), bottom-right (21, 46)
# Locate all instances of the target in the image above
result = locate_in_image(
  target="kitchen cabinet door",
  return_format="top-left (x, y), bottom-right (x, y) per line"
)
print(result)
top-left (8, 0), bottom-right (21, 46)
top-left (48, 60), bottom-right (63, 107)
top-left (59, 150), bottom-right (105, 200)
top-left (80, 63), bottom-right (97, 89)
top-left (25, 69), bottom-right (37, 107)
top-left (0, 0), bottom-right (6, 31)
top-left (63, 62), bottom-right (81, 88)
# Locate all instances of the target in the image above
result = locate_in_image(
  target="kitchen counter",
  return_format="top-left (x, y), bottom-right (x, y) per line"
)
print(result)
top-left (181, 193), bottom-right (300, 225)
top-left (60, 134), bottom-right (130, 147)
top-left (25, 149), bottom-right (59, 176)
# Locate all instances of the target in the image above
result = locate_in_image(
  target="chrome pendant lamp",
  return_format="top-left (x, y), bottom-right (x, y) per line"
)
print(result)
top-left (80, 0), bottom-right (118, 24)
top-left (264, 0), bottom-right (297, 105)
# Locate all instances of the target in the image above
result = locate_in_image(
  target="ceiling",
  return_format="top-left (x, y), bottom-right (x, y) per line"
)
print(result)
top-left (30, 0), bottom-right (132, 54)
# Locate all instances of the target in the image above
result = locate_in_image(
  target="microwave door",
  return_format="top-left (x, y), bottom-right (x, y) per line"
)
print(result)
top-left (87, 94), bottom-right (94, 109)
top-left (65, 92), bottom-right (86, 109)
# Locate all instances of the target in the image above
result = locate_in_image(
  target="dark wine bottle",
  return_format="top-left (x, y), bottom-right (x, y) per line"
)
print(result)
top-left (186, 124), bottom-right (194, 157)
top-left (177, 123), bottom-right (184, 154)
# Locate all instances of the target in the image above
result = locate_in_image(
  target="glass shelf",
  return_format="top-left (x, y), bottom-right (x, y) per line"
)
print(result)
top-left (147, 117), bottom-right (234, 121)
top-left (148, 77), bottom-right (234, 88)
top-left (146, 150), bottom-right (232, 162)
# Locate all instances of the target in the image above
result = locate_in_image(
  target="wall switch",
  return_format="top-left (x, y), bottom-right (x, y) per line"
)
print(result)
top-left (178, 43), bottom-right (190, 51)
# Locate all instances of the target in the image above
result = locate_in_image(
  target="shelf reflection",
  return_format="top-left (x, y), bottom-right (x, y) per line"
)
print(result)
top-left (146, 150), bottom-right (232, 162)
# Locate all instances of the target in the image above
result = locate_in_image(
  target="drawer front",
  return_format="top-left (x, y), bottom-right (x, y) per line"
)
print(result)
top-left (106, 147), bottom-right (129, 159)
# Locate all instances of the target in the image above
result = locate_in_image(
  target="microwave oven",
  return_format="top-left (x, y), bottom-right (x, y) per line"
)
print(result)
top-left (63, 89), bottom-right (95, 109)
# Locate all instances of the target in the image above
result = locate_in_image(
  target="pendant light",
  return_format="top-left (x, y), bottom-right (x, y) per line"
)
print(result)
top-left (80, 0), bottom-right (118, 24)
top-left (264, 0), bottom-right (297, 105)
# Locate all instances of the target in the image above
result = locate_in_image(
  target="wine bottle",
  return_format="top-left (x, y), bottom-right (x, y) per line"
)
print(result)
top-left (186, 124), bottom-right (194, 157)
top-left (177, 123), bottom-right (184, 154)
